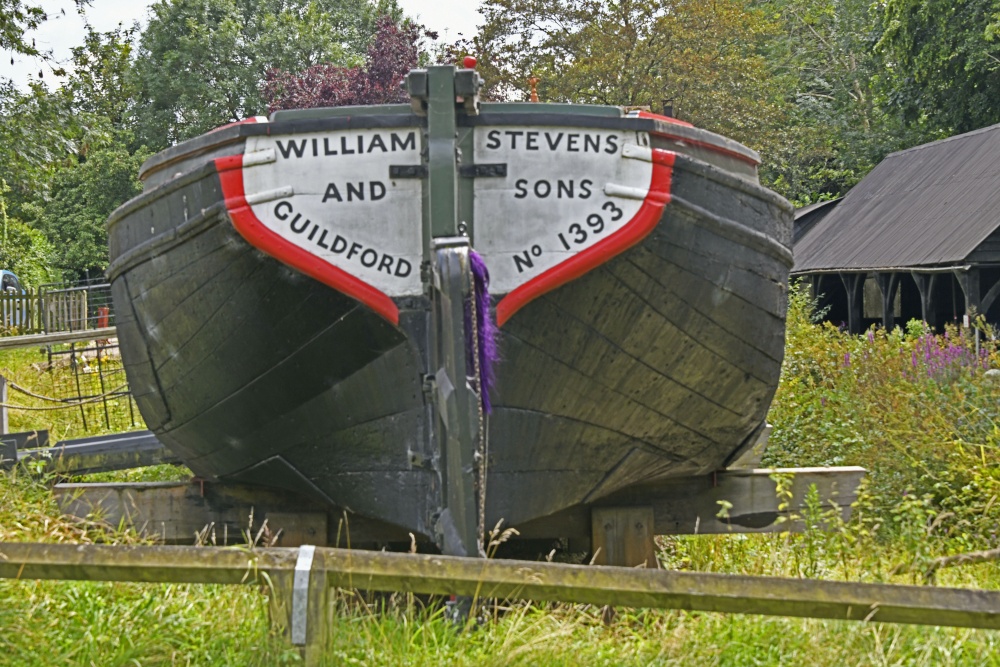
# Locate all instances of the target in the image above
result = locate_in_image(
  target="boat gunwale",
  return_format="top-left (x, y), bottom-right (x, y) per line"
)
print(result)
top-left (138, 113), bottom-right (425, 182)
top-left (461, 112), bottom-right (760, 166)
top-left (109, 160), bottom-right (221, 231)
top-left (138, 110), bottom-right (761, 184)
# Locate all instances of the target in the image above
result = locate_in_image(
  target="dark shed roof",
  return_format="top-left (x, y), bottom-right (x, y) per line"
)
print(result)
top-left (794, 124), bottom-right (1000, 272)
top-left (793, 198), bottom-right (841, 245)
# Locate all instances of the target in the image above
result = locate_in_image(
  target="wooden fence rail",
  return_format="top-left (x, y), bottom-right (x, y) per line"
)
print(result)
top-left (2, 542), bottom-right (1000, 664)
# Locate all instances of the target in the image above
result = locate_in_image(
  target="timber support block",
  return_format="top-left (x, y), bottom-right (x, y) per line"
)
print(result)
top-left (591, 507), bottom-right (657, 568)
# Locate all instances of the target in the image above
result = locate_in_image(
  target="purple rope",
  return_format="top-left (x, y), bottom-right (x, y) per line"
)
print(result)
top-left (468, 250), bottom-right (499, 414)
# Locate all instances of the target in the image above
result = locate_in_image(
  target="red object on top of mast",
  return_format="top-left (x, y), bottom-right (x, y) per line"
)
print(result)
top-left (463, 56), bottom-right (477, 69)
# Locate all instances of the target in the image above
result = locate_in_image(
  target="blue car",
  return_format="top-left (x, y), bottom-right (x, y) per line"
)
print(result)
top-left (0, 270), bottom-right (23, 294)
top-left (0, 271), bottom-right (26, 330)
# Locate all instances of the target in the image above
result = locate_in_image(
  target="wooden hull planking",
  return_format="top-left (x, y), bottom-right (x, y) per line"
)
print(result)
top-left (108, 91), bottom-right (792, 541)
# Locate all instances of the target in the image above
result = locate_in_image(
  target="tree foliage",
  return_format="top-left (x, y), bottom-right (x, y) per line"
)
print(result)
top-left (36, 144), bottom-right (150, 279)
top-left (754, 0), bottom-right (937, 203)
top-left (264, 15), bottom-right (425, 111)
top-left (471, 0), bottom-right (785, 149)
top-left (0, 178), bottom-right (56, 287)
top-left (1, 0), bottom-right (52, 56)
top-left (68, 25), bottom-right (139, 131)
top-left (131, 0), bottom-right (403, 150)
top-left (878, 0), bottom-right (1000, 133)
top-left (0, 80), bottom-right (89, 222)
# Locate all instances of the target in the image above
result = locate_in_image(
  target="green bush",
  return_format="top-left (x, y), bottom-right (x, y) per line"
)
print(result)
top-left (766, 283), bottom-right (1000, 548)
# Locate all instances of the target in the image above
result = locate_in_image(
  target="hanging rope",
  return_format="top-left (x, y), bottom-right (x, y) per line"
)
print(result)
top-left (0, 379), bottom-right (130, 411)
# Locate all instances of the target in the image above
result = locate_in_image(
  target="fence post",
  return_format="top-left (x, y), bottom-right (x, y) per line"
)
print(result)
top-left (0, 374), bottom-right (8, 435)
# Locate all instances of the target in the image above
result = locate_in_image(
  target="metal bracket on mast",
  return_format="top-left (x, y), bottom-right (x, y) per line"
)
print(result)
top-left (430, 236), bottom-right (482, 560)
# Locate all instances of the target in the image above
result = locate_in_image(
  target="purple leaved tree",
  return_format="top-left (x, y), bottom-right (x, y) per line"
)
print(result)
top-left (263, 17), bottom-right (428, 112)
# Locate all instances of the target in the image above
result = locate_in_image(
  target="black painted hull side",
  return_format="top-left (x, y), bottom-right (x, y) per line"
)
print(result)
top-left (109, 152), bottom-right (791, 538)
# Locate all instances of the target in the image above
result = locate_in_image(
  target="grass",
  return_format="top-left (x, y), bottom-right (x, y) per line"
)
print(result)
top-left (0, 342), bottom-right (142, 440)
top-left (3, 289), bottom-right (1000, 665)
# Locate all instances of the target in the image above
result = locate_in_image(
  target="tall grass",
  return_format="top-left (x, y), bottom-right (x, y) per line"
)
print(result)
top-left (766, 284), bottom-right (1000, 553)
top-left (3, 291), bottom-right (1000, 665)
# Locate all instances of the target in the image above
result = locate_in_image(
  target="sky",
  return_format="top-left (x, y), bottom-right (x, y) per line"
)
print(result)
top-left (1, 0), bottom-right (485, 89)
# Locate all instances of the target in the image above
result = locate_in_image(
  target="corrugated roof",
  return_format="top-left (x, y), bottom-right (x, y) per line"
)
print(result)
top-left (794, 123), bottom-right (1000, 272)
top-left (793, 198), bottom-right (841, 245)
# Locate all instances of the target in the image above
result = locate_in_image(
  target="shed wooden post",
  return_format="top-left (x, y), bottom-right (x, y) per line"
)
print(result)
top-left (980, 275), bottom-right (1000, 316)
top-left (912, 272), bottom-right (938, 329)
top-left (955, 268), bottom-right (981, 317)
top-left (875, 272), bottom-right (900, 330)
top-left (591, 507), bottom-right (657, 568)
top-left (839, 273), bottom-right (865, 334)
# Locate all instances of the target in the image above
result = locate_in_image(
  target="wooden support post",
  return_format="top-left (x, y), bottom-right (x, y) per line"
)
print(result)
top-left (955, 268), bottom-right (981, 317)
top-left (875, 272), bottom-right (900, 330)
top-left (517, 467), bottom-right (866, 541)
top-left (591, 507), bottom-right (657, 568)
top-left (53, 481), bottom-right (336, 546)
top-left (19, 431), bottom-right (180, 475)
top-left (981, 274), bottom-right (1000, 316)
top-left (0, 430), bottom-right (49, 471)
top-left (0, 327), bottom-right (117, 351)
top-left (839, 273), bottom-right (865, 334)
top-left (912, 272), bottom-right (938, 329)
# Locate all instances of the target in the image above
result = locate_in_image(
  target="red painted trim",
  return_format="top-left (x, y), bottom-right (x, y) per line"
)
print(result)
top-left (208, 116), bottom-right (267, 134)
top-left (651, 129), bottom-right (759, 167)
top-left (632, 110), bottom-right (758, 166)
top-left (496, 150), bottom-right (676, 327)
top-left (213, 154), bottom-right (400, 325)
top-left (634, 110), bottom-right (694, 128)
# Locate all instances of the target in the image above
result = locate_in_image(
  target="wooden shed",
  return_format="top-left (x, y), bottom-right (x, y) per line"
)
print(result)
top-left (793, 124), bottom-right (1000, 333)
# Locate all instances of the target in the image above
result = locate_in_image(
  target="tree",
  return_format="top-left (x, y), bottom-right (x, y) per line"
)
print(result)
top-left (67, 24), bottom-right (139, 131)
top-left (131, 0), bottom-right (404, 150)
top-left (0, 180), bottom-right (56, 287)
top-left (753, 0), bottom-right (938, 203)
top-left (470, 0), bottom-right (786, 148)
top-left (1, 0), bottom-right (90, 70)
top-left (878, 0), bottom-right (1000, 133)
top-left (0, 0), bottom-right (46, 55)
top-left (0, 80), bottom-right (91, 222)
top-left (264, 15), bottom-right (426, 110)
top-left (35, 143), bottom-right (150, 279)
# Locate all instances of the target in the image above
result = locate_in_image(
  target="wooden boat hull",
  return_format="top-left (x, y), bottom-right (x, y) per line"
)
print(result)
top-left (108, 101), bottom-right (792, 542)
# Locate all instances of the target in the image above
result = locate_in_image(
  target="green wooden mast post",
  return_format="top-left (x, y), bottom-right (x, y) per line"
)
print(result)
top-left (406, 65), bottom-right (487, 563)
